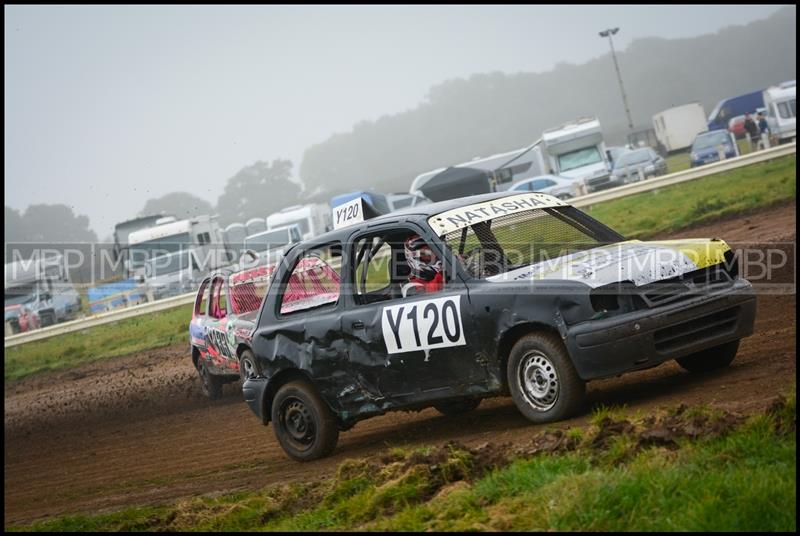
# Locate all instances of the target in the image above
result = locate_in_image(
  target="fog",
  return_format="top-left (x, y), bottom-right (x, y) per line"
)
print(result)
top-left (3, 5), bottom-right (786, 237)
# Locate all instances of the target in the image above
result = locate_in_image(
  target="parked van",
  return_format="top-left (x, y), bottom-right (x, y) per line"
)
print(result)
top-left (707, 90), bottom-right (764, 131)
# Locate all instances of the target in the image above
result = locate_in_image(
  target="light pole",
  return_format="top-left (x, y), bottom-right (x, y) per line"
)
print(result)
top-left (599, 27), bottom-right (634, 133)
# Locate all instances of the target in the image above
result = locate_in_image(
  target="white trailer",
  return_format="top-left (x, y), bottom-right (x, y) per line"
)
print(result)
top-left (266, 204), bottom-right (332, 241)
top-left (764, 84), bottom-right (796, 144)
top-left (652, 103), bottom-right (708, 153)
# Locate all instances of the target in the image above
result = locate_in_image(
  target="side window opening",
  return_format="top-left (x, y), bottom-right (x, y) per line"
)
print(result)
top-left (195, 278), bottom-right (211, 316)
top-left (210, 277), bottom-right (227, 319)
top-left (353, 229), bottom-right (445, 304)
top-left (279, 244), bottom-right (342, 315)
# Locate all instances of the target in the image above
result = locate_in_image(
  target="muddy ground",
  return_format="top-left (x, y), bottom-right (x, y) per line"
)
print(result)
top-left (4, 202), bottom-right (796, 526)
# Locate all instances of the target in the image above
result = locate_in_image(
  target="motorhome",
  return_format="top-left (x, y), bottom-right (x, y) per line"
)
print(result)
top-left (542, 117), bottom-right (614, 193)
top-left (4, 254), bottom-right (81, 334)
top-left (763, 84), bottom-right (796, 143)
top-left (113, 214), bottom-right (175, 278)
top-left (127, 214), bottom-right (229, 282)
top-left (143, 249), bottom-right (203, 301)
top-left (242, 224), bottom-right (302, 265)
top-left (266, 204), bottom-right (332, 241)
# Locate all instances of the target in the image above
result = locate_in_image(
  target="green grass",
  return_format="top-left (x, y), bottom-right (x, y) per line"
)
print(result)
top-left (9, 395), bottom-right (795, 532)
top-left (4, 304), bottom-right (192, 381)
top-left (5, 154), bottom-right (795, 382)
top-left (585, 154), bottom-right (795, 239)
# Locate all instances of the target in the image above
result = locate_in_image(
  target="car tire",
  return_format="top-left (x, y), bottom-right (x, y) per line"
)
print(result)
top-left (433, 398), bottom-right (481, 417)
top-left (507, 332), bottom-right (585, 424)
top-left (675, 340), bottom-right (739, 373)
top-left (239, 349), bottom-right (260, 383)
top-left (197, 358), bottom-right (223, 399)
top-left (271, 380), bottom-right (339, 462)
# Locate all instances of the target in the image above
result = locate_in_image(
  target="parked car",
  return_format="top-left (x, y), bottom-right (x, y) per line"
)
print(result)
top-left (690, 130), bottom-right (739, 167)
top-left (610, 147), bottom-right (667, 182)
top-left (240, 191), bottom-right (756, 461)
top-left (508, 174), bottom-right (578, 199)
top-left (189, 264), bottom-right (277, 398)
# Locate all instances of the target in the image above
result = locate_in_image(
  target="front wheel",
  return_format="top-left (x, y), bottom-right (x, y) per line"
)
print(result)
top-left (197, 358), bottom-right (223, 399)
top-left (675, 340), bottom-right (739, 373)
top-left (271, 380), bottom-right (339, 461)
top-left (507, 333), bottom-right (585, 423)
top-left (434, 398), bottom-right (481, 417)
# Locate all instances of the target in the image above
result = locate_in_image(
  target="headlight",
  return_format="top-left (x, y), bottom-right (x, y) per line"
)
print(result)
top-left (691, 152), bottom-right (699, 160)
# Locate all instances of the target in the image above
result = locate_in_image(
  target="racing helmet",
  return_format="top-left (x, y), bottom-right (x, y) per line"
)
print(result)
top-left (404, 234), bottom-right (441, 281)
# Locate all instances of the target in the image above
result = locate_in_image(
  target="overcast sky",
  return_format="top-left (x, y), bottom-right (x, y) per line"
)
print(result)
top-left (4, 4), bottom-right (784, 237)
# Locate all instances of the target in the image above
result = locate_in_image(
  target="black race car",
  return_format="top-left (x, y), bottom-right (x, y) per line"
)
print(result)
top-left (242, 192), bottom-right (756, 460)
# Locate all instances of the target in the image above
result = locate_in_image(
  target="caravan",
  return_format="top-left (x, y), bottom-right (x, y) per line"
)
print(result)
top-left (764, 83), bottom-right (796, 144)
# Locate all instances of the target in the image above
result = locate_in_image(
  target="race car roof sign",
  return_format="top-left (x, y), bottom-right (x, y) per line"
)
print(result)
top-left (427, 193), bottom-right (567, 236)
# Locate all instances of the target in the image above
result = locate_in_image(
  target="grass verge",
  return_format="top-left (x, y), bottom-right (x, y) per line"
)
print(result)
top-left (585, 154), bottom-right (795, 239)
top-left (8, 393), bottom-right (795, 532)
top-left (5, 154), bottom-right (795, 382)
top-left (4, 304), bottom-right (192, 381)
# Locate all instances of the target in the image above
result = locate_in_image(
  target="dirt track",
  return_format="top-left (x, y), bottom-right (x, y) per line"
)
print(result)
top-left (4, 202), bottom-right (796, 526)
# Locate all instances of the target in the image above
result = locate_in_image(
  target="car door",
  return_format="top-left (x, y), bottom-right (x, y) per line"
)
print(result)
top-left (339, 223), bottom-right (487, 403)
top-left (203, 275), bottom-right (238, 373)
top-left (190, 276), bottom-right (212, 358)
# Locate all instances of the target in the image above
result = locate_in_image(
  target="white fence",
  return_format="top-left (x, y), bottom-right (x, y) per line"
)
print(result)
top-left (4, 142), bottom-right (795, 348)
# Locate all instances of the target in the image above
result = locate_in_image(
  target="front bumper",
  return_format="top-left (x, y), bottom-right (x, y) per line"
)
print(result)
top-left (564, 279), bottom-right (757, 380)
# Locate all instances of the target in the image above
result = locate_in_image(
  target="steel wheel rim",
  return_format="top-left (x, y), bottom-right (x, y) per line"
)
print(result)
top-left (280, 397), bottom-right (315, 450)
top-left (241, 358), bottom-right (256, 380)
top-left (518, 350), bottom-right (559, 411)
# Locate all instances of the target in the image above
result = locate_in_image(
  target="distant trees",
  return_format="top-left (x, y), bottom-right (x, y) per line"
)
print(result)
top-left (215, 159), bottom-right (301, 226)
top-left (4, 204), bottom-right (98, 243)
top-left (140, 192), bottom-right (214, 220)
top-left (299, 6), bottom-right (796, 198)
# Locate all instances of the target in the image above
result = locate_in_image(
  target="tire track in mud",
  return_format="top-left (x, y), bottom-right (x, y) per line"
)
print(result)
top-left (4, 202), bottom-right (796, 526)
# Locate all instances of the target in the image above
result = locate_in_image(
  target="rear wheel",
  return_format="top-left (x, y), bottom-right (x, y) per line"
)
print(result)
top-left (434, 398), bottom-right (481, 416)
top-left (239, 349), bottom-right (260, 383)
top-left (271, 380), bottom-right (339, 461)
top-left (676, 340), bottom-right (739, 373)
top-left (507, 333), bottom-right (585, 423)
top-left (197, 358), bottom-right (223, 399)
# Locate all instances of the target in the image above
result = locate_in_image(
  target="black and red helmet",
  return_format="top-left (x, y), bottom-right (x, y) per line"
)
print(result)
top-left (404, 235), bottom-right (442, 281)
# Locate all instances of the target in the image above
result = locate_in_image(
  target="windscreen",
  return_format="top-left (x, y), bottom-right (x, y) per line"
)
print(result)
top-left (437, 206), bottom-right (610, 279)
top-left (244, 229), bottom-right (292, 252)
top-left (693, 131), bottom-right (730, 150)
top-left (558, 146), bottom-right (602, 172)
top-left (5, 284), bottom-right (37, 306)
top-left (146, 250), bottom-right (196, 277)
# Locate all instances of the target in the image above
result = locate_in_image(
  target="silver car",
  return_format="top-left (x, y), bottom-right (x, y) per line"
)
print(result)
top-left (610, 147), bottom-right (667, 182)
top-left (509, 174), bottom-right (578, 200)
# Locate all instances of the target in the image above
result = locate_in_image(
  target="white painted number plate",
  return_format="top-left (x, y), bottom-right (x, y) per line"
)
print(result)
top-left (381, 296), bottom-right (466, 354)
top-left (332, 197), bottom-right (365, 230)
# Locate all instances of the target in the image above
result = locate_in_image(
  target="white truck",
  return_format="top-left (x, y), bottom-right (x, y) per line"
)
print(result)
top-left (652, 103), bottom-right (708, 153)
top-left (127, 214), bottom-right (230, 283)
top-left (266, 204), bottom-right (332, 241)
top-left (764, 83), bottom-right (796, 144)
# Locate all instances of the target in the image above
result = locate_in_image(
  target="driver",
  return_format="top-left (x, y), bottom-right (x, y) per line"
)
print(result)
top-left (403, 234), bottom-right (444, 295)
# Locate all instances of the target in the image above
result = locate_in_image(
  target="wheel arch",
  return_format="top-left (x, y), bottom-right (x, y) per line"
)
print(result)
top-left (262, 368), bottom-right (316, 424)
top-left (497, 322), bottom-right (562, 391)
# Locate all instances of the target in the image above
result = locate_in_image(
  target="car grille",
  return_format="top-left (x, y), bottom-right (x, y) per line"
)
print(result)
top-left (653, 306), bottom-right (740, 353)
top-left (587, 175), bottom-right (612, 187)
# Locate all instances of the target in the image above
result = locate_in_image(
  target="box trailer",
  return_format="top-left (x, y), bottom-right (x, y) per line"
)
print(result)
top-left (652, 103), bottom-right (708, 153)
